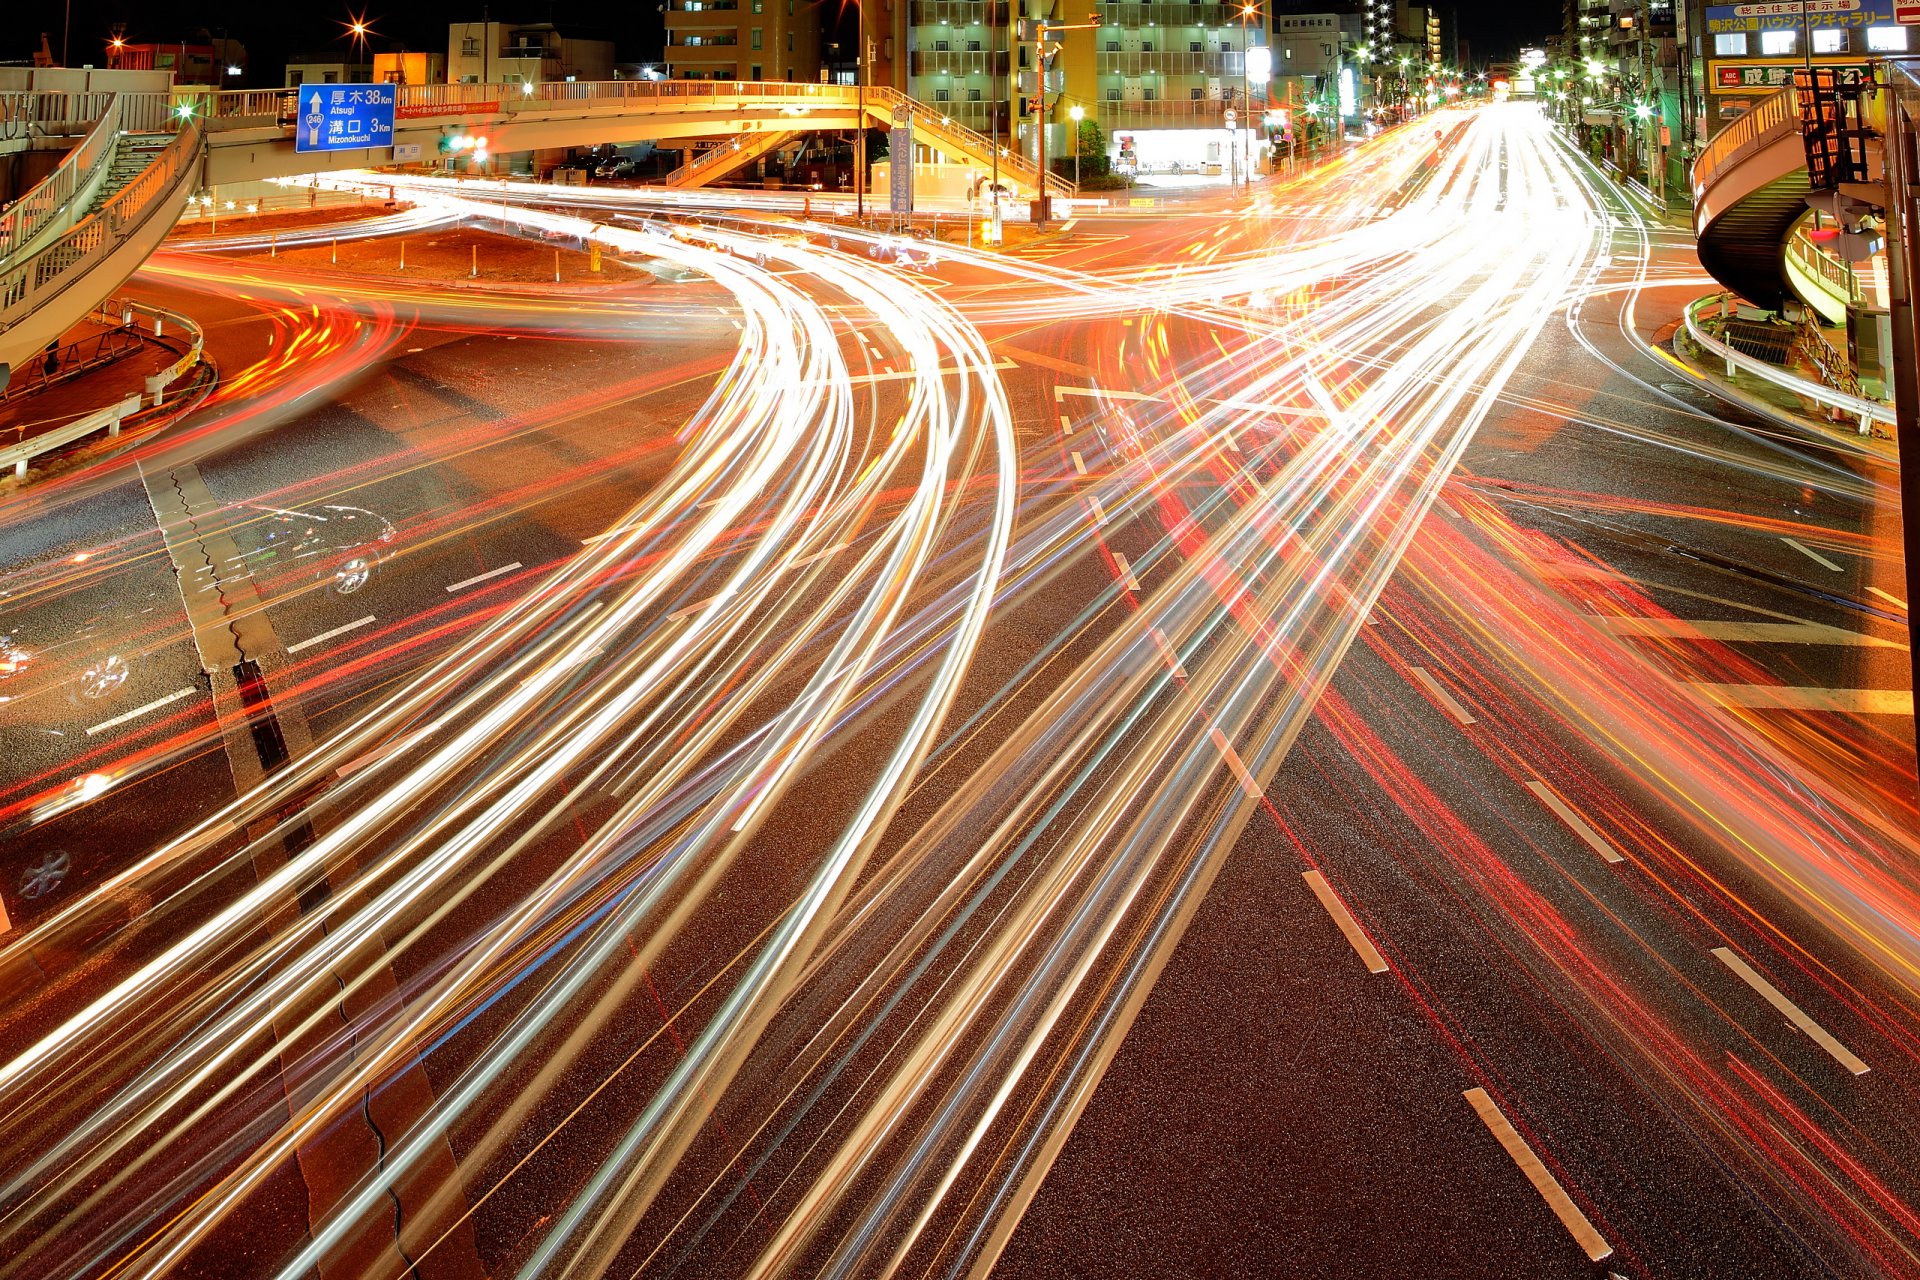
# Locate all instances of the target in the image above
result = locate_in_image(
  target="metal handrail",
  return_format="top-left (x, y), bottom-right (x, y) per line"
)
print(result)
top-left (1684, 294), bottom-right (1890, 433)
top-left (1692, 82), bottom-right (1800, 202)
top-left (0, 120), bottom-right (204, 331)
top-left (1788, 227), bottom-right (1861, 302)
top-left (0, 94), bottom-right (122, 266)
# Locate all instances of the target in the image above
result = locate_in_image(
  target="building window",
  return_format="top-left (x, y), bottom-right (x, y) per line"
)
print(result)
top-left (752, 64), bottom-right (763, 77)
top-left (788, 33), bottom-right (794, 50)
top-left (1106, 86), bottom-right (1120, 100)
top-left (1868, 25), bottom-right (1910, 51)
top-left (752, 0), bottom-right (763, 9)
top-left (1140, 40), bottom-right (1154, 51)
top-left (323, 70), bottom-right (339, 83)
top-left (968, 86), bottom-right (982, 99)
top-left (751, 27), bottom-right (763, 49)
top-left (934, 87), bottom-right (952, 100)
top-left (1758, 29), bottom-right (1795, 56)
top-left (462, 37), bottom-right (479, 56)
top-left (1190, 40), bottom-right (1202, 52)
top-left (290, 71), bottom-right (305, 85)
top-left (1143, 87), bottom-right (1157, 100)
top-left (1189, 85), bottom-right (1203, 99)
top-left (968, 40), bottom-right (981, 51)
top-left (1713, 31), bottom-right (1746, 55)
top-left (1812, 28), bottom-right (1845, 53)
top-left (935, 39), bottom-right (951, 51)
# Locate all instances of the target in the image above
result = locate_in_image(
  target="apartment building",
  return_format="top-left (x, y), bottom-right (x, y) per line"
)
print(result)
top-left (447, 21), bottom-right (615, 86)
top-left (661, 0), bottom-right (824, 82)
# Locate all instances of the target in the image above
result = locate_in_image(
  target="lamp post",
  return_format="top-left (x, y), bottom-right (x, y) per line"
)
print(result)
top-left (1069, 103), bottom-right (1083, 188)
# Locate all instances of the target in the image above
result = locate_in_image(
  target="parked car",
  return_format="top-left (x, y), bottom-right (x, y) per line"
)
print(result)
top-left (595, 156), bottom-right (639, 180)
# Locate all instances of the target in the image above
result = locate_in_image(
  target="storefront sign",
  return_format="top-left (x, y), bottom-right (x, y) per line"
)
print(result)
top-left (1706, 0), bottom-right (1892, 31)
top-left (1708, 57), bottom-right (1872, 89)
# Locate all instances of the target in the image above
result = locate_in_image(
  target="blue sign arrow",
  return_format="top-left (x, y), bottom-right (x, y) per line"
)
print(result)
top-left (294, 83), bottom-right (397, 154)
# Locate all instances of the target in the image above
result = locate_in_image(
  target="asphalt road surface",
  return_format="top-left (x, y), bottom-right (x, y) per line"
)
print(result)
top-left (0, 104), bottom-right (1914, 1280)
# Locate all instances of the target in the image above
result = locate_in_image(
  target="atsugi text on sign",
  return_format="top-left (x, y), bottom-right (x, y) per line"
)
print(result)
top-left (296, 84), bottom-right (398, 154)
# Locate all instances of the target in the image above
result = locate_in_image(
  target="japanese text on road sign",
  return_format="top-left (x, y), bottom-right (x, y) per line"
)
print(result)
top-left (296, 84), bottom-right (397, 154)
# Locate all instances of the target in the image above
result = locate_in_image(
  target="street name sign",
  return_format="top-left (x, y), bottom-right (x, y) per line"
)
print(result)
top-left (296, 84), bottom-right (397, 154)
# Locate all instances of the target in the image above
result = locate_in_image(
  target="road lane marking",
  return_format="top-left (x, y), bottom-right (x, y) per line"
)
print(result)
top-left (445, 562), bottom-right (522, 593)
top-left (1070, 451), bottom-right (1087, 475)
top-left (1148, 626), bottom-right (1187, 679)
top-left (1590, 616), bottom-right (1903, 649)
top-left (1687, 684), bottom-right (1913, 715)
top-left (1783, 537), bottom-right (1845, 573)
top-left (1302, 870), bottom-right (1389, 974)
top-left (1112, 552), bottom-right (1140, 591)
top-left (1205, 723), bottom-right (1264, 801)
top-left (792, 541), bottom-right (849, 567)
top-left (1712, 947), bottom-right (1870, 1076)
top-left (86, 688), bottom-right (195, 736)
top-left (288, 615), bottom-right (376, 654)
top-left (1463, 1088), bottom-right (1614, 1263)
top-left (1524, 780), bottom-right (1626, 865)
top-left (1054, 384), bottom-right (1157, 403)
top-left (1086, 495), bottom-right (1107, 524)
top-left (1407, 665), bottom-right (1477, 726)
top-left (669, 592), bottom-right (731, 621)
top-left (1869, 586), bottom-right (1908, 610)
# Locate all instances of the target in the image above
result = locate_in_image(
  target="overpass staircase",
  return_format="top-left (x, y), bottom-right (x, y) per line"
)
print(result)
top-left (1692, 71), bottom-right (1880, 313)
top-left (664, 129), bottom-right (803, 188)
top-left (0, 93), bottom-right (201, 390)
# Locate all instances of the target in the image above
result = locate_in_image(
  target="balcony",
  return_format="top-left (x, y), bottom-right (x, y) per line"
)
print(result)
top-left (910, 49), bottom-right (1010, 77)
top-left (668, 33), bottom-right (741, 47)
top-left (1097, 49), bottom-right (1244, 76)
top-left (1097, 2), bottom-right (1237, 28)
top-left (909, 1), bottom-right (1010, 28)
top-left (1098, 97), bottom-right (1247, 129)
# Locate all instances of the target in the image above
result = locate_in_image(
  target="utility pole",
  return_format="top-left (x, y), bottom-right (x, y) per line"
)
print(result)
top-left (1020, 12), bottom-right (1103, 228)
top-left (856, 27), bottom-right (869, 220)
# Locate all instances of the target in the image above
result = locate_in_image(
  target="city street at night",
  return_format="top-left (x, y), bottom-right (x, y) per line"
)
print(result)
top-left (1, 29), bottom-right (1919, 1280)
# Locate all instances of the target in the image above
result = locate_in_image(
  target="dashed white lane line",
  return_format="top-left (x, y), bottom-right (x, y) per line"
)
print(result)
top-left (1591, 616), bottom-right (1902, 648)
top-left (1148, 626), bottom-right (1187, 679)
top-left (1523, 780), bottom-right (1626, 865)
top-left (445, 562), bottom-right (522, 593)
top-left (1463, 1088), bottom-right (1614, 1263)
top-left (288, 615), bottom-right (376, 654)
top-left (1070, 451), bottom-right (1087, 475)
top-left (1686, 684), bottom-right (1913, 715)
top-left (1112, 552), bottom-right (1140, 591)
top-left (1086, 495), bottom-right (1107, 524)
top-left (1407, 665), bottom-right (1477, 726)
top-left (1712, 946), bottom-right (1870, 1076)
top-left (86, 687), bottom-right (196, 736)
top-left (1205, 723), bottom-right (1265, 802)
top-left (1302, 870), bottom-right (1389, 974)
top-left (1783, 537), bottom-right (1845, 573)
top-left (792, 541), bottom-right (848, 567)
top-left (1869, 586), bottom-right (1908, 610)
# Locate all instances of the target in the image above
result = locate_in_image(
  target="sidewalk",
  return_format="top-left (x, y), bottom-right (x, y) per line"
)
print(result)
top-left (1653, 310), bottom-right (1897, 462)
top-left (0, 325), bottom-right (180, 445)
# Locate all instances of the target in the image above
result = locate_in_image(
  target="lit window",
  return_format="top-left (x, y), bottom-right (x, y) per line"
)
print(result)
top-left (1759, 29), bottom-right (1795, 56)
top-left (1713, 32), bottom-right (1746, 56)
top-left (1812, 29), bottom-right (1844, 53)
top-left (1868, 25), bottom-right (1909, 51)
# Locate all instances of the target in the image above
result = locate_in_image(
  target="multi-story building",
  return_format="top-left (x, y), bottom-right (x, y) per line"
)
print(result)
top-left (447, 21), bottom-right (615, 86)
top-left (284, 55), bottom-right (371, 88)
top-left (660, 0), bottom-right (823, 82)
top-left (373, 51), bottom-right (447, 86)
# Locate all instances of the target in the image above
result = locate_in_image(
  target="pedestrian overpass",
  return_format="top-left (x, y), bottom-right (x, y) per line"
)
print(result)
top-left (0, 77), bottom-right (1067, 389)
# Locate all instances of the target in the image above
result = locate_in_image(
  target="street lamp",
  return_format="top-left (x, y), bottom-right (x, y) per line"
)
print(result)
top-left (1068, 103), bottom-right (1083, 188)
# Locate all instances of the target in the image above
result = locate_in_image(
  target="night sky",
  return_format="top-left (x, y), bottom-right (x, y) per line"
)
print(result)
top-left (4, 0), bottom-right (1558, 84)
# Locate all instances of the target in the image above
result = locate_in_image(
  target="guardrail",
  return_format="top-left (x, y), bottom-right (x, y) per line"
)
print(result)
top-left (1692, 82), bottom-right (1799, 205)
top-left (0, 393), bottom-right (141, 478)
top-left (1685, 294), bottom-right (1890, 435)
top-left (0, 90), bottom-right (116, 144)
top-left (0, 119), bottom-right (203, 334)
top-left (0, 94), bottom-right (123, 266)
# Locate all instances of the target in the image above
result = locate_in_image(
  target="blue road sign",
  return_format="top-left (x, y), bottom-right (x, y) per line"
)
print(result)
top-left (296, 84), bottom-right (397, 154)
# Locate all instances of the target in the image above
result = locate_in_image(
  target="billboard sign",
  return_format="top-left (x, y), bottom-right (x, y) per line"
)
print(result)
top-left (296, 83), bottom-right (397, 153)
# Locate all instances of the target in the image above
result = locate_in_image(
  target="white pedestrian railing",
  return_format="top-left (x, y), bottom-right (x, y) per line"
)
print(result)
top-left (0, 119), bottom-right (203, 333)
top-left (0, 94), bottom-right (126, 266)
top-left (1685, 295), bottom-right (1890, 435)
top-left (0, 393), bottom-right (142, 479)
